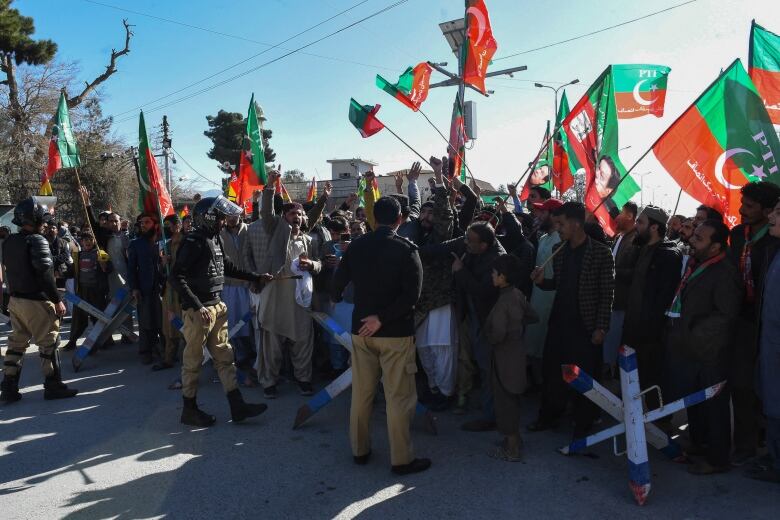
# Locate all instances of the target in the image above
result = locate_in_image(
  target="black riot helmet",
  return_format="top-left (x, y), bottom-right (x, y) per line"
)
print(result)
top-left (192, 195), bottom-right (242, 236)
top-left (12, 196), bottom-right (50, 228)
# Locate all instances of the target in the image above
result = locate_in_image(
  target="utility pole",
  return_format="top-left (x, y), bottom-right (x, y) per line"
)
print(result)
top-left (428, 3), bottom-right (527, 178)
top-left (161, 115), bottom-right (172, 196)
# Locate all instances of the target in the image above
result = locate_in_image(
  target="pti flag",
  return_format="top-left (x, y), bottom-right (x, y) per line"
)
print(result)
top-left (561, 65), bottom-right (639, 236)
top-left (463, 0), bottom-right (498, 95)
top-left (40, 92), bottom-right (81, 195)
top-left (137, 111), bottom-right (174, 218)
top-left (376, 62), bottom-right (432, 111)
top-left (613, 64), bottom-right (671, 119)
top-left (448, 93), bottom-right (468, 181)
top-left (552, 90), bottom-right (578, 194)
top-left (749, 20), bottom-right (780, 124)
top-left (652, 59), bottom-right (780, 227)
top-left (349, 98), bottom-right (385, 138)
top-left (236, 94), bottom-right (268, 209)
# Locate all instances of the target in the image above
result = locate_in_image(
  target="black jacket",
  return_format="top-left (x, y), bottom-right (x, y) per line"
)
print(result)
top-left (728, 223), bottom-right (778, 319)
top-left (332, 226), bottom-right (423, 338)
top-left (171, 229), bottom-right (260, 310)
top-left (2, 231), bottom-right (60, 303)
top-left (497, 212), bottom-right (536, 299)
top-left (622, 240), bottom-right (682, 345)
top-left (421, 235), bottom-right (506, 327)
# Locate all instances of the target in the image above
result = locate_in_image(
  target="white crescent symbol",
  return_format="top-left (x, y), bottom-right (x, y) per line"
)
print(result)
top-left (466, 6), bottom-right (486, 43)
top-left (632, 79), bottom-right (653, 106)
top-left (714, 148), bottom-right (753, 190)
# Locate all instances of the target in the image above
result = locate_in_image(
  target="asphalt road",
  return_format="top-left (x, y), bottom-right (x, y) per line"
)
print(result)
top-left (0, 321), bottom-right (777, 519)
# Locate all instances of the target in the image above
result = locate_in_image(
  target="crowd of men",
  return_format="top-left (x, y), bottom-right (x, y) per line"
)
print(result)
top-left (0, 155), bottom-right (779, 482)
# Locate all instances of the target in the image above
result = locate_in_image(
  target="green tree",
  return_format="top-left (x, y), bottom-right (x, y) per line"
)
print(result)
top-left (204, 102), bottom-right (275, 167)
top-left (283, 169), bottom-right (306, 183)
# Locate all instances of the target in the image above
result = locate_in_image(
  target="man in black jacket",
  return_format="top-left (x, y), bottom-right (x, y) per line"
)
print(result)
top-left (421, 220), bottom-right (506, 431)
top-left (170, 195), bottom-right (270, 427)
top-left (332, 196), bottom-right (429, 476)
top-left (727, 181), bottom-right (780, 464)
top-left (621, 206), bottom-right (681, 415)
top-left (0, 197), bottom-right (77, 403)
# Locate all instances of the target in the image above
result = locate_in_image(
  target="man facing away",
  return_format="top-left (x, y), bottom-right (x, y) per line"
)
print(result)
top-left (332, 196), bottom-right (430, 476)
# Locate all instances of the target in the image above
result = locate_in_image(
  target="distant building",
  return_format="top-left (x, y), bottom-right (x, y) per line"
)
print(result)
top-left (326, 158), bottom-right (377, 181)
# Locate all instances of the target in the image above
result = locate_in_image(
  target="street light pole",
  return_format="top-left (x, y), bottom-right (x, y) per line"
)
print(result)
top-left (637, 171), bottom-right (652, 207)
top-left (535, 79), bottom-right (579, 122)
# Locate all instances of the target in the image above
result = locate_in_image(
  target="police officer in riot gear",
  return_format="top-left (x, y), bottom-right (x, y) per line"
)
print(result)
top-left (170, 195), bottom-right (271, 426)
top-left (0, 197), bottom-right (78, 403)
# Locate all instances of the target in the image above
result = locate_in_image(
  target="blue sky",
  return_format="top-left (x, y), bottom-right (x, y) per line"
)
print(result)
top-left (17, 0), bottom-right (780, 214)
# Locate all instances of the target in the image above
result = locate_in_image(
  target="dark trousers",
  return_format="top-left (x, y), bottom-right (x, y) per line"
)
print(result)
top-left (538, 322), bottom-right (601, 436)
top-left (667, 349), bottom-right (731, 467)
top-left (730, 316), bottom-right (760, 454)
top-left (633, 339), bottom-right (666, 413)
top-left (493, 357), bottom-right (521, 436)
top-left (67, 284), bottom-right (109, 347)
top-left (138, 291), bottom-right (164, 357)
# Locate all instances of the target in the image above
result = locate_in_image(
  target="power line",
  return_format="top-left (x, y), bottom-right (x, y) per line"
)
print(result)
top-left (493, 0), bottom-right (698, 61)
top-left (112, 0), bottom-right (410, 124)
top-left (170, 146), bottom-right (221, 188)
top-left (99, 0), bottom-right (373, 118)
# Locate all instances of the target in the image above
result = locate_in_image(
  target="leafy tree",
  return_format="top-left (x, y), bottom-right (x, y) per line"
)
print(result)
top-left (283, 169), bottom-right (306, 183)
top-left (204, 102), bottom-right (275, 168)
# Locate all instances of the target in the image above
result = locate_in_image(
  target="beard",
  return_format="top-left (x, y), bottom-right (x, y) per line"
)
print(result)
top-left (142, 228), bottom-right (156, 239)
top-left (634, 230), bottom-right (651, 246)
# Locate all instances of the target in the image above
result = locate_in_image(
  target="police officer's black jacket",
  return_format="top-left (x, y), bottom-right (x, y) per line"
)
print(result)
top-left (332, 226), bottom-right (422, 338)
top-left (2, 230), bottom-right (61, 303)
top-left (170, 229), bottom-right (260, 310)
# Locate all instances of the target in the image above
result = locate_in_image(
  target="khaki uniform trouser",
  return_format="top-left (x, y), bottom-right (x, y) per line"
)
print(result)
top-left (5, 297), bottom-right (60, 377)
top-left (161, 284), bottom-right (183, 364)
top-left (181, 302), bottom-right (237, 398)
top-left (259, 324), bottom-right (314, 388)
top-left (350, 334), bottom-right (417, 466)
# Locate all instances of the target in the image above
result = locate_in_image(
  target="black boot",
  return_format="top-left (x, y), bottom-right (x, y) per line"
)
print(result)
top-left (227, 388), bottom-right (267, 423)
top-left (181, 396), bottom-right (216, 427)
top-left (43, 375), bottom-right (79, 400)
top-left (42, 349), bottom-right (78, 400)
top-left (0, 374), bottom-right (22, 403)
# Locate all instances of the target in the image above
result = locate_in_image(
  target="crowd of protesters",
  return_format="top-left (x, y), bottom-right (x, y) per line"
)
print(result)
top-left (1, 155), bottom-right (779, 482)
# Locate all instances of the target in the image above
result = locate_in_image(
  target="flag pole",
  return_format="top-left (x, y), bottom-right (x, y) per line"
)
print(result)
top-left (671, 188), bottom-right (683, 216)
top-left (417, 108), bottom-right (477, 183)
top-left (380, 122), bottom-right (432, 167)
top-left (73, 166), bottom-right (98, 240)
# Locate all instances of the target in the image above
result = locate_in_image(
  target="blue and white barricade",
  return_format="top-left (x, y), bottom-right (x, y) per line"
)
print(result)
top-left (559, 345), bottom-right (724, 506)
top-left (295, 312), bottom-right (436, 434)
top-left (69, 288), bottom-right (134, 372)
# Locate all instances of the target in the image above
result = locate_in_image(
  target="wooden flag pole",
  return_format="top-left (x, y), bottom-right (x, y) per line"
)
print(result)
top-left (73, 166), bottom-right (98, 240)
top-left (539, 240), bottom-right (567, 269)
top-left (671, 188), bottom-right (683, 216)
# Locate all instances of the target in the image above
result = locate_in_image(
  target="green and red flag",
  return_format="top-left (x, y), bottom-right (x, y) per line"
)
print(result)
top-left (349, 98), bottom-right (385, 138)
top-left (552, 91), bottom-right (578, 194)
top-left (306, 177), bottom-right (317, 202)
top-left (463, 0), bottom-right (498, 95)
top-left (448, 93), bottom-right (468, 182)
top-left (376, 62), bottom-right (432, 111)
top-left (612, 64), bottom-right (671, 119)
top-left (40, 92), bottom-right (81, 196)
top-left (137, 111), bottom-right (174, 218)
top-left (561, 65), bottom-right (639, 236)
top-left (236, 94), bottom-right (268, 210)
top-left (520, 120), bottom-right (554, 200)
top-left (749, 20), bottom-right (780, 124)
top-left (651, 59), bottom-right (780, 227)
